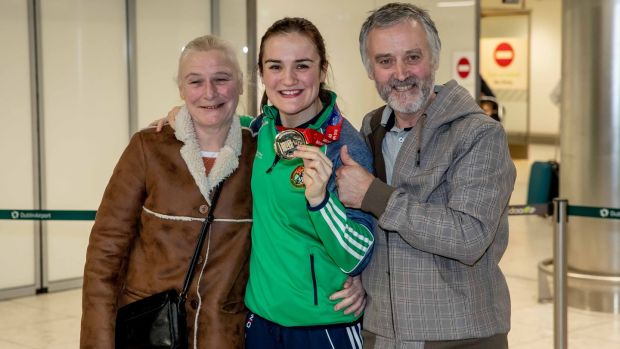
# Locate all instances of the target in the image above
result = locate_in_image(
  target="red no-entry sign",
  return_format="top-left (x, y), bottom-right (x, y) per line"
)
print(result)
top-left (457, 57), bottom-right (471, 78)
top-left (494, 42), bottom-right (514, 67)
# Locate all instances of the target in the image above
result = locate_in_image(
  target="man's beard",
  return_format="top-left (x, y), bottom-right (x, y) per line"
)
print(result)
top-left (377, 73), bottom-right (434, 114)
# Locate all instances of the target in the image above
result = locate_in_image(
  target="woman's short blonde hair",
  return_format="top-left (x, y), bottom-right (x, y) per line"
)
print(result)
top-left (177, 35), bottom-right (243, 92)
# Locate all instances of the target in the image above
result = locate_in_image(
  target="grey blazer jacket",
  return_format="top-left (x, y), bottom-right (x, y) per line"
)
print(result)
top-left (360, 80), bottom-right (516, 344)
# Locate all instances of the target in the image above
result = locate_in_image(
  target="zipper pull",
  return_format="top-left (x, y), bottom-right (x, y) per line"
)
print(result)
top-left (266, 155), bottom-right (280, 173)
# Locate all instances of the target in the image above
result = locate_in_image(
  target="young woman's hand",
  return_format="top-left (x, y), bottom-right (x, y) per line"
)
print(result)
top-left (149, 106), bottom-right (182, 131)
top-left (293, 145), bottom-right (333, 207)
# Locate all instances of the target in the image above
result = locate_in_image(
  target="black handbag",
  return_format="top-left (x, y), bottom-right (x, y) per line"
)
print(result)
top-left (115, 185), bottom-right (223, 349)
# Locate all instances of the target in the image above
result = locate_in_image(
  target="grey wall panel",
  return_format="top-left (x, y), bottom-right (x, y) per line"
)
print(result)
top-left (0, 0), bottom-right (37, 293)
top-left (39, 0), bottom-right (129, 284)
top-left (134, 0), bottom-right (211, 129)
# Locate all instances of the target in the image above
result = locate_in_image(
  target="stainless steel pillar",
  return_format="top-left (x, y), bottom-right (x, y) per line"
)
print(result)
top-left (554, 199), bottom-right (568, 349)
top-left (560, 0), bottom-right (620, 313)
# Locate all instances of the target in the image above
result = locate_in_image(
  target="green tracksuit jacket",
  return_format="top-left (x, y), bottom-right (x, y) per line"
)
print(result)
top-left (245, 93), bottom-right (375, 326)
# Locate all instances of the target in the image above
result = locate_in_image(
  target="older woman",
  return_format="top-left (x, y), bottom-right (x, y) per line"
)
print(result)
top-left (80, 35), bottom-right (254, 348)
top-left (158, 18), bottom-right (375, 349)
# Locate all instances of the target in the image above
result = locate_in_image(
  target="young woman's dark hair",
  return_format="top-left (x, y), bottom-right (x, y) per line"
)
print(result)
top-left (258, 17), bottom-right (331, 109)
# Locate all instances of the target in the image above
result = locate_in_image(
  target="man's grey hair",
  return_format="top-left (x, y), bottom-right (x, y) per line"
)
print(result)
top-left (359, 2), bottom-right (442, 73)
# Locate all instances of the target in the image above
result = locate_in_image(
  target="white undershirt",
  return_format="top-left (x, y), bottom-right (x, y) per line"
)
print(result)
top-left (200, 151), bottom-right (219, 158)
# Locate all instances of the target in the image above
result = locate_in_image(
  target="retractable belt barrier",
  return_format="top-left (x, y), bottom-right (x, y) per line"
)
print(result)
top-left (567, 205), bottom-right (620, 219)
top-left (508, 203), bottom-right (553, 217)
top-left (1, 204), bottom-right (618, 221)
top-left (0, 210), bottom-right (96, 221)
top-left (506, 203), bottom-right (620, 219)
top-left (506, 200), bottom-right (620, 349)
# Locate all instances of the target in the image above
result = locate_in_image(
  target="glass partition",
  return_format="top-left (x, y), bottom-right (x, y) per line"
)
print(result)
top-left (0, 0), bottom-right (37, 298)
top-left (134, 0), bottom-right (211, 129)
top-left (39, 0), bottom-right (129, 288)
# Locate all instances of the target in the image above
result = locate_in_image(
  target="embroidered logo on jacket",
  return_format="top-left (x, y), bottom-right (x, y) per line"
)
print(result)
top-left (290, 165), bottom-right (305, 188)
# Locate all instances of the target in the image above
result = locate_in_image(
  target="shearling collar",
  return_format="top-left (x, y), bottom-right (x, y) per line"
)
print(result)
top-left (174, 106), bottom-right (241, 205)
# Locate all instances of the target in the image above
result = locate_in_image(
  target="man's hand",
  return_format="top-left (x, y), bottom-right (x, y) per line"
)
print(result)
top-left (329, 275), bottom-right (367, 316)
top-left (336, 145), bottom-right (374, 209)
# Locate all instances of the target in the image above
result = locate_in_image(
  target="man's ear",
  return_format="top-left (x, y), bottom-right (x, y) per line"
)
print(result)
top-left (367, 66), bottom-right (376, 81)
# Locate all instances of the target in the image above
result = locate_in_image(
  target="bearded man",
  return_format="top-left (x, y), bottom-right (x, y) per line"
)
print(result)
top-left (335, 3), bottom-right (516, 349)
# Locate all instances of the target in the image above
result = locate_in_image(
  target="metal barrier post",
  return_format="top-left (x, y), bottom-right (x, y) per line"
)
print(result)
top-left (553, 199), bottom-right (568, 349)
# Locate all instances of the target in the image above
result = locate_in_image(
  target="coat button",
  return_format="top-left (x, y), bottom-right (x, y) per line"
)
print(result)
top-left (190, 299), bottom-right (199, 309)
top-left (199, 204), bottom-right (209, 214)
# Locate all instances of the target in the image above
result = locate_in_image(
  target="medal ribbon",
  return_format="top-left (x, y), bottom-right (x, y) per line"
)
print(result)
top-left (275, 105), bottom-right (343, 146)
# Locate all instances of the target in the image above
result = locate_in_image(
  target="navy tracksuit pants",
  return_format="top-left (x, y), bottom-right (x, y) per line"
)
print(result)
top-left (245, 312), bottom-right (363, 349)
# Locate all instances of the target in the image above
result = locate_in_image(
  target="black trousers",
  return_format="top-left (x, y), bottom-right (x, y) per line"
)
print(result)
top-left (245, 311), bottom-right (364, 349)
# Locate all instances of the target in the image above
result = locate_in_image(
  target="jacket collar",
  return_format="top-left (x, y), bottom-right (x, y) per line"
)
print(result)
top-left (261, 90), bottom-right (337, 130)
top-left (368, 106), bottom-right (388, 182)
top-left (174, 106), bottom-right (241, 205)
top-left (424, 80), bottom-right (481, 129)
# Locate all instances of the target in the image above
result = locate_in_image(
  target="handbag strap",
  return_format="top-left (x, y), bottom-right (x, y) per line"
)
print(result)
top-left (179, 184), bottom-right (223, 300)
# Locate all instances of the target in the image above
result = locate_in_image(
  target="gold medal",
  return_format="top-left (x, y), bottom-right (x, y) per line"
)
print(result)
top-left (274, 129), bottom-right (306, 160)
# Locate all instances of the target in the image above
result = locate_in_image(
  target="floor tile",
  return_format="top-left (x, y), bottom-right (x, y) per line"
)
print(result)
top-left (0, 317), bottom-right (79, 349)
top-left (10, 289), bottom-right (82, 317)
top-left (569, 312), bottom-right (620, 343)
top-left (0, 339), bottom-right (34, 349)
top-left (0, 299), bottom-right (71, 331)
top-left (508, 321), bottom-right (552, 346)
top-left (506, 276), bottom-right (541, 309)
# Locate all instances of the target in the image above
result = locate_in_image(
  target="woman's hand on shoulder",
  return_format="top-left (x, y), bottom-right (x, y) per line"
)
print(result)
top-left (149, 106), bottom-right (182, 132)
